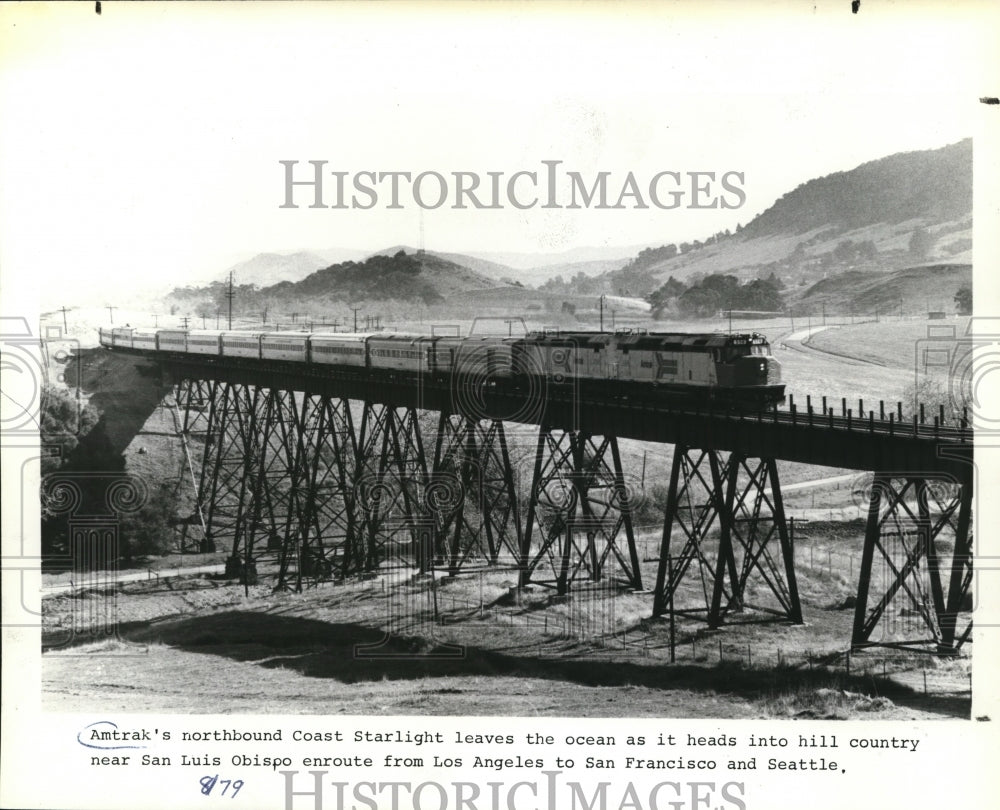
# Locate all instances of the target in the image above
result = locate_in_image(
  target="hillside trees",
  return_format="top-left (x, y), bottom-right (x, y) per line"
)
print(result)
top-left (40, 382), bottom-right (103, 555)
top-left (665, 273), bottom-right (784, 318)
top-left (40, 383), bottom-right (99, 481)
top-left (117, 483), bottom-right (177, 563)
top-left (647, 276), bottom-right (687, 315)
top-left (908, 226), bottom-right (935, 261)
top-left (954, 284), bottom-right (972, 315)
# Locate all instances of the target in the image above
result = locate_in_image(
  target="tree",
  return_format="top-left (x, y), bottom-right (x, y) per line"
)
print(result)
top-left (833, 240), bottom-right (857, 264)
top-left (675, 273), bottom-right (784, 318)
top-left (40, 383), bottom-right (99, 479)
top-left (648, 276), bottom-right (688, 318)
top-left (908, 226), bottom-right (935, 261)
top-left (954, 284), bottom-right (972, 315)
top-left (40, 383), bottom-right (101, 555)
top-left (678, 286), bottom-right (722, 318)
top-left (740, 278), bottom-right (784, 311)
top-left (117, 483), bottom-right (176, 563)
top-left (858, 240), bottom-right (878, 261)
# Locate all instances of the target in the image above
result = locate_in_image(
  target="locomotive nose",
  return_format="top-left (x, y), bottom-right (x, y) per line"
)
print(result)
top-left (734, 354), bottom-right (780, 385)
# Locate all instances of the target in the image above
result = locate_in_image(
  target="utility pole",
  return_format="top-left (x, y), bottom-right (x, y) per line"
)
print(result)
top-left (153, 313), bottom-right (159, 327)
top-left (215, 308), bottom-right (221, 328)
top-left (181, 316), bottom-right (190, 329)
top-left (504, 318), bottom-right (516, 337)
top-left (822, 303), bottom-right (826, 326)
top-left (201, 314), bottom-right (207, 328)
top-left (599, 295), bottom-right (605, 332)
top-left (59, 306), bottom-right (69, 333)
top-left (226, 270), bottom-right (235, 329)
top-left (352, 307), bottom-right (361, 332)
top-left (106, 305), bottom-right (117, 324)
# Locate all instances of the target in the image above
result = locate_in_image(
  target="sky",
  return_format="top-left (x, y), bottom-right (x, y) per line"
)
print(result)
top-left (0, 1), bottom-right (995, 305)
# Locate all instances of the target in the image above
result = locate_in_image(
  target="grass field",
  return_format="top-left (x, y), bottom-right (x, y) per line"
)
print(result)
top-left (42, 539), bottom-right (970, 719)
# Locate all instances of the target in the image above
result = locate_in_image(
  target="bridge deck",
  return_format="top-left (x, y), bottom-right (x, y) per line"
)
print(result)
top-left (118, 348), bottom-right (972, 477)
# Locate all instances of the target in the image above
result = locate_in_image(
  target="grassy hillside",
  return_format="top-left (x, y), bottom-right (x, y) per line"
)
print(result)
top-left (795, 263), bottom-right (971, 315)
top-left (603, 139), bottom-right (973, 301)
top-left (263, 249), bottom-right (515, 305)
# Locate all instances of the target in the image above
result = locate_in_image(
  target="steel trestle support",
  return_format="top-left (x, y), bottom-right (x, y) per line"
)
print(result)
top-left (172, 378), bottom-right (215, 552)
top-left (176, 382), bottom-right (366, 589)
top-left (275, 394), bottom-right (360, 589)
top-left (652, 446), bottom-right (802, 627)
top-left (429, 412), bottom-right (523, 575)
top-left (520, 427), bottom-right (642, 595)
top-left (851, 472), bottom-right (973, 654)
top-left (354, 403), bottom-right (430, 572)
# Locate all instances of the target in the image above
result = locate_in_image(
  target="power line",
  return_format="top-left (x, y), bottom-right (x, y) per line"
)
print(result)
top-left (226, 270), bottom-right (235, 329)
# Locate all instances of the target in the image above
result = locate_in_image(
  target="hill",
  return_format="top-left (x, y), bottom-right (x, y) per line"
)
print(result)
top-left (795, 263), bottom-right (971, 316)
top-left (262, 249), bottom-right (516, 305)
top-left (743, 139), bottom-right (972, 239)
top-left (602, 139), bottom-right (973, 303)
top-left (222, 250), bottom-right (365, 287)
top-left (368, 245), bottom-right (526, 287)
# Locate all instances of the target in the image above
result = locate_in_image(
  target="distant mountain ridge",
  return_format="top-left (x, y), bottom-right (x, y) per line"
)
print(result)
top-left (223, 248), bottom-right (368, 287)
top-left (200, 139), bottom-right (972, 310)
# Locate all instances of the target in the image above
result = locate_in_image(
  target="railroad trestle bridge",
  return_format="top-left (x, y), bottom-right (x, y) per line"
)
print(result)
top-left (135, 351), bottom-right (972, 654)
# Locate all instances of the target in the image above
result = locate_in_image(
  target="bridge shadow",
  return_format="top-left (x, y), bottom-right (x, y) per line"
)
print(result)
top-left (44, 609), bottom-right (969, 719)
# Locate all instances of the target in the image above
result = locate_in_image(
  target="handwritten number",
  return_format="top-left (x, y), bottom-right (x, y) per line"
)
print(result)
top-left (201, 775), bottom-right (242, 798)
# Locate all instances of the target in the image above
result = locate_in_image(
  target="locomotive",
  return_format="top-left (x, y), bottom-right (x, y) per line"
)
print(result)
top-left (98, 327), bottom-right (784, 409)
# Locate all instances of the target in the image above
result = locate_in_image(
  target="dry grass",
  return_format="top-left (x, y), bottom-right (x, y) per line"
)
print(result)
top-left (42, 544), bottom-right (971, 719)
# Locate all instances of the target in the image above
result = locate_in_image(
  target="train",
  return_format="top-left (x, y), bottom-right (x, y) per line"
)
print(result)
top-left (98, 326), bottom-right (784, 409)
